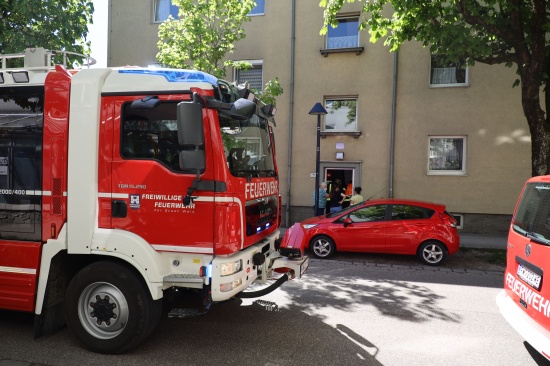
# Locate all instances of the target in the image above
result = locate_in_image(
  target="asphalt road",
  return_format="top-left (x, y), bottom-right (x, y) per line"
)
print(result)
top-left (1, 257), bottom-right (549, 366)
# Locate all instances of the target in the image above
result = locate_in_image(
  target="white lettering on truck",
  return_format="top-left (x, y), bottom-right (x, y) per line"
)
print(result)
top-left (141, 193), bottom-right (195, 210)
top-left (245, 181), bottom-right (278, 200)
top-left (506, 272), bottom-right (550, 317)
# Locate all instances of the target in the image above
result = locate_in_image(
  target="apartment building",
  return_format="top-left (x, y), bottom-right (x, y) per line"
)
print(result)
top-left (107, 0), bottom-right (531, 234)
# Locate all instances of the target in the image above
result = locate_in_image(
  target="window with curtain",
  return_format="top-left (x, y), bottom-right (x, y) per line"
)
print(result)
top-left (326, 17), bottom-right (359, 49)
top-left (430, 55), bottom-right (468, 87)
top-left (235, 64), bottom-right (263, 91)
top-left (153, 0), bottom-right (179, 22)
top-left (249, 0), bottom-right (265, 15)
top-left (428, 136), bottom-right (467, 175)
top-left (324, 98), bottom-right (358, 131)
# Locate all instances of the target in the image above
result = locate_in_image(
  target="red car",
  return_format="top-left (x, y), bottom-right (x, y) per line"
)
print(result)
top-left (299, 198), bottom-right (459, 265)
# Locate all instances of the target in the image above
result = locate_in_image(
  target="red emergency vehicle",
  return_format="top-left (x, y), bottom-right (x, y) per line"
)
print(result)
top-left (0, 48), bottom-right (308, 354)
top-left (497, 175), bottom-right (550, 360)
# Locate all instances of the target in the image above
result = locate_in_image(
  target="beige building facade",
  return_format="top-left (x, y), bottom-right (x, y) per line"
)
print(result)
top-left (107, 0), bottom-right (531, 234)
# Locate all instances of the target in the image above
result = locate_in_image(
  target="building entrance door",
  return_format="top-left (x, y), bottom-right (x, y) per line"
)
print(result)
top-left (325, 167), bottom-right (355, 213)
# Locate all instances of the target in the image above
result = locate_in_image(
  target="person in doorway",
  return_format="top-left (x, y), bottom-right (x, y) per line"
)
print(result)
top-left (350, 187), bottom-right (364, 206)
top-left (329, 185), bottom-right (346, 213)
top-left (325, 180), bottom-right (333, 214)
top-left (342, 180), bottom-right (353, 209)
top-left (312, 182), bottom-right (328, 216)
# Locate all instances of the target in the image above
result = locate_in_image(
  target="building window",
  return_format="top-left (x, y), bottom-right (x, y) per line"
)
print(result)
top-left (326, 17), bottom-right (359, 49)
top-left (235, 63), bottom-right (263, 91)
top-left (324, 98), bottom-right (358, 132)
top-left (153, 0), bottom-right (179, 23)
top-left (430, 55), bottom-right (468, 87)
top-left (428, 136), bottom-right (467, 175)
top-left (450, 213), bottom-right (464, 229)
top-left (249, 0), bottom-right (265, 16)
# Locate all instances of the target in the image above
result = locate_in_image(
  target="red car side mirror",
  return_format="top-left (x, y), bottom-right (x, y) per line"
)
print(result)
top-left (343, 217), bottom-right (352, 228)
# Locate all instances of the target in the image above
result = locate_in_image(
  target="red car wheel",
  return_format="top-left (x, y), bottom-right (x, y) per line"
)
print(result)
top-left (310, 235), bottom-right (335, 259)
top-left (417, 240), bottom-right (448, 266)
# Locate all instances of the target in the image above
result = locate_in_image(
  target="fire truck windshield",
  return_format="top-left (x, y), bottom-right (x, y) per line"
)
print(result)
top-left (221, 114), bottom-right (276, 178)
top-left (512, 182), bottom-right (550, 246)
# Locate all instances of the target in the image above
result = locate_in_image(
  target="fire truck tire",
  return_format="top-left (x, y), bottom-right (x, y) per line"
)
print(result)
top-left (65, 261), bottom-right (162, 354)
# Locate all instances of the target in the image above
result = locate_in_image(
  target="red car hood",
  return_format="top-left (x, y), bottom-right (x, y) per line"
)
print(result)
top-left (279, 223), bottom-right (308, 255)
top-left (301, 215), bottom-right (328, 225)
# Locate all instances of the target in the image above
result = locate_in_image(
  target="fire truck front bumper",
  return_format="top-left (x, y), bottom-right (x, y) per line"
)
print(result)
top-left (209, 229), bottom-right (308, 302)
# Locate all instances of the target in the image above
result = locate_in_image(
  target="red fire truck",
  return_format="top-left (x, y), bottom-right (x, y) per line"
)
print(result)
top-left (497, 175), bottom-right (550, 360)
top-left (0, 48), bottom-right (308, 354)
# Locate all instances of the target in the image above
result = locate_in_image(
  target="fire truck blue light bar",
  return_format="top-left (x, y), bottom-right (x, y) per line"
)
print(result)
top-left (118, 69), bottom-right (218, 85)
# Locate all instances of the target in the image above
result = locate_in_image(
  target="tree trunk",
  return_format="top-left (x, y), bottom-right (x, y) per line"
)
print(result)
top-left (522, 83), bottom-right (550, 176)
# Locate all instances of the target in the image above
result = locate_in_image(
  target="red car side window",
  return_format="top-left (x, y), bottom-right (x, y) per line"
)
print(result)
top-left (349, 205), bottom-right (387, 223)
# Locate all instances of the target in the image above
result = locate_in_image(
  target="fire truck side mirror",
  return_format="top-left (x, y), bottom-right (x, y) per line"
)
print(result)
top-left (230, 98), bottom-right (256, 120)
top-left (177, 101), bottom-right (204, 147)
top-left (178, 149), bottom-right (205, 172)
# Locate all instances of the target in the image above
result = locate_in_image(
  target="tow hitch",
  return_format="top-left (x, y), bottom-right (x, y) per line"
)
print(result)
top-left (236, 224), bottom-right (309, 299)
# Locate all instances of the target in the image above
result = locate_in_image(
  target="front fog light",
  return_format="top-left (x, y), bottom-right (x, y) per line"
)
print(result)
top-left (220, 278), bottom-right (243, 292)
top-left (220, 259), bottom-right (242, 276)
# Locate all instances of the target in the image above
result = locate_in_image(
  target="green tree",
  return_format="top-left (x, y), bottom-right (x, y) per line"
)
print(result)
top-left (321, 0), bottom-right (550, 177)
top-left (157, 0), bottom-right (255, 78)
top-left (157, 0), bottom-right (283, 105)
top-left (0, 0), bottom-right (93, 62)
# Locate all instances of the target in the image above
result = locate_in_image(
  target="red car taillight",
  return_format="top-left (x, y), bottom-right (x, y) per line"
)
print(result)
top-left (439, 212), bottom-right (457, 228)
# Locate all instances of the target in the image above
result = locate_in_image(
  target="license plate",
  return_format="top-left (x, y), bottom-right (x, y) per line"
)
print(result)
top-left (300, 256), bottom-right (309, 276)
top-left (517, 264), bottom-right (542, 290)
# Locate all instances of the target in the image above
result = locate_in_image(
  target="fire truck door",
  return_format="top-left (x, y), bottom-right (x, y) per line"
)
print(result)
top-left (108, 99), bottom-right (214, 253)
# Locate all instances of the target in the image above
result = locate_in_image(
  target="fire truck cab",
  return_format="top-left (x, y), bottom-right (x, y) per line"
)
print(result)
top-left (0, 48), bottom-right (308, 354)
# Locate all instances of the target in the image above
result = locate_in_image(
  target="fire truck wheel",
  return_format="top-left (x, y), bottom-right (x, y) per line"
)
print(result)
top-left (65, 261), bottom-right (162, 354)
top-left (417, 240), bottom-right (448, 266)
top-left (310, 235), bottom-right (336, 259)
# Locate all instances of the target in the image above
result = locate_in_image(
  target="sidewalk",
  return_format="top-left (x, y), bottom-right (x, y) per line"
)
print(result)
top-left (459, 233), bottom-right (507, 250)
top-left (278, 227), bottom-right (507, 250)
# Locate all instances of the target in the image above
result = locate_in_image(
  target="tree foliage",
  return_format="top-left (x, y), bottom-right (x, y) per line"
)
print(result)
top-left (157, 0), bottom-right (283, 106)
top-left (0, 0), bottom-right (93, 61)
top-left (321, 0), bottom-right (550, 176)
top-left (157, 0), bottom-right (255, 79)
top-left (331, 100), bottom-right (357, 126)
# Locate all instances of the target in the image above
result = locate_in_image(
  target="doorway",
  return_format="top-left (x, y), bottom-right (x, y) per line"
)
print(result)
top-left (325, 168), bottom-right (354, 192)
top-left (319, 161), bottom-right (362, 212)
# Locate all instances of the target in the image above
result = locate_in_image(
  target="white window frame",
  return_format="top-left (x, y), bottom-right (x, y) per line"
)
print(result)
top-left (326, 16), bottom-right (360, 50)
top-left (323, 97), bottom-right (359, 132)
top-left (450, 213), bottom-right (464, 229)
top-left (248, 0), bottom-right (265, 16)
top-left (233, 60), bottom-right (263, 91)
top-left (427, 136), bottom-right (467, 176)
top-left (429, 55), bottom-right (469, 88)
top-left (152, 0), bottom-right (179, 23)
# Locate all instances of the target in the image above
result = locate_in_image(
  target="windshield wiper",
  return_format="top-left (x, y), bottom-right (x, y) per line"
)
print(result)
top-left (513, 224), bottom-right (527, 236)
top-left (526, 232), bottom-right (550, 246)
top-left (262, 169), bottom-right (277, 177)
top-left (234, 169), bottom-right (261, 177)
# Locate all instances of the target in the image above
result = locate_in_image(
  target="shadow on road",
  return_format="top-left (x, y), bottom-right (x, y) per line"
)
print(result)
top-left (0, 299), bottom-right (386, 366)
top-left (0, 256), bottom-right (501, 365)
top-left (283, 272), bottom-right (461, 324)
